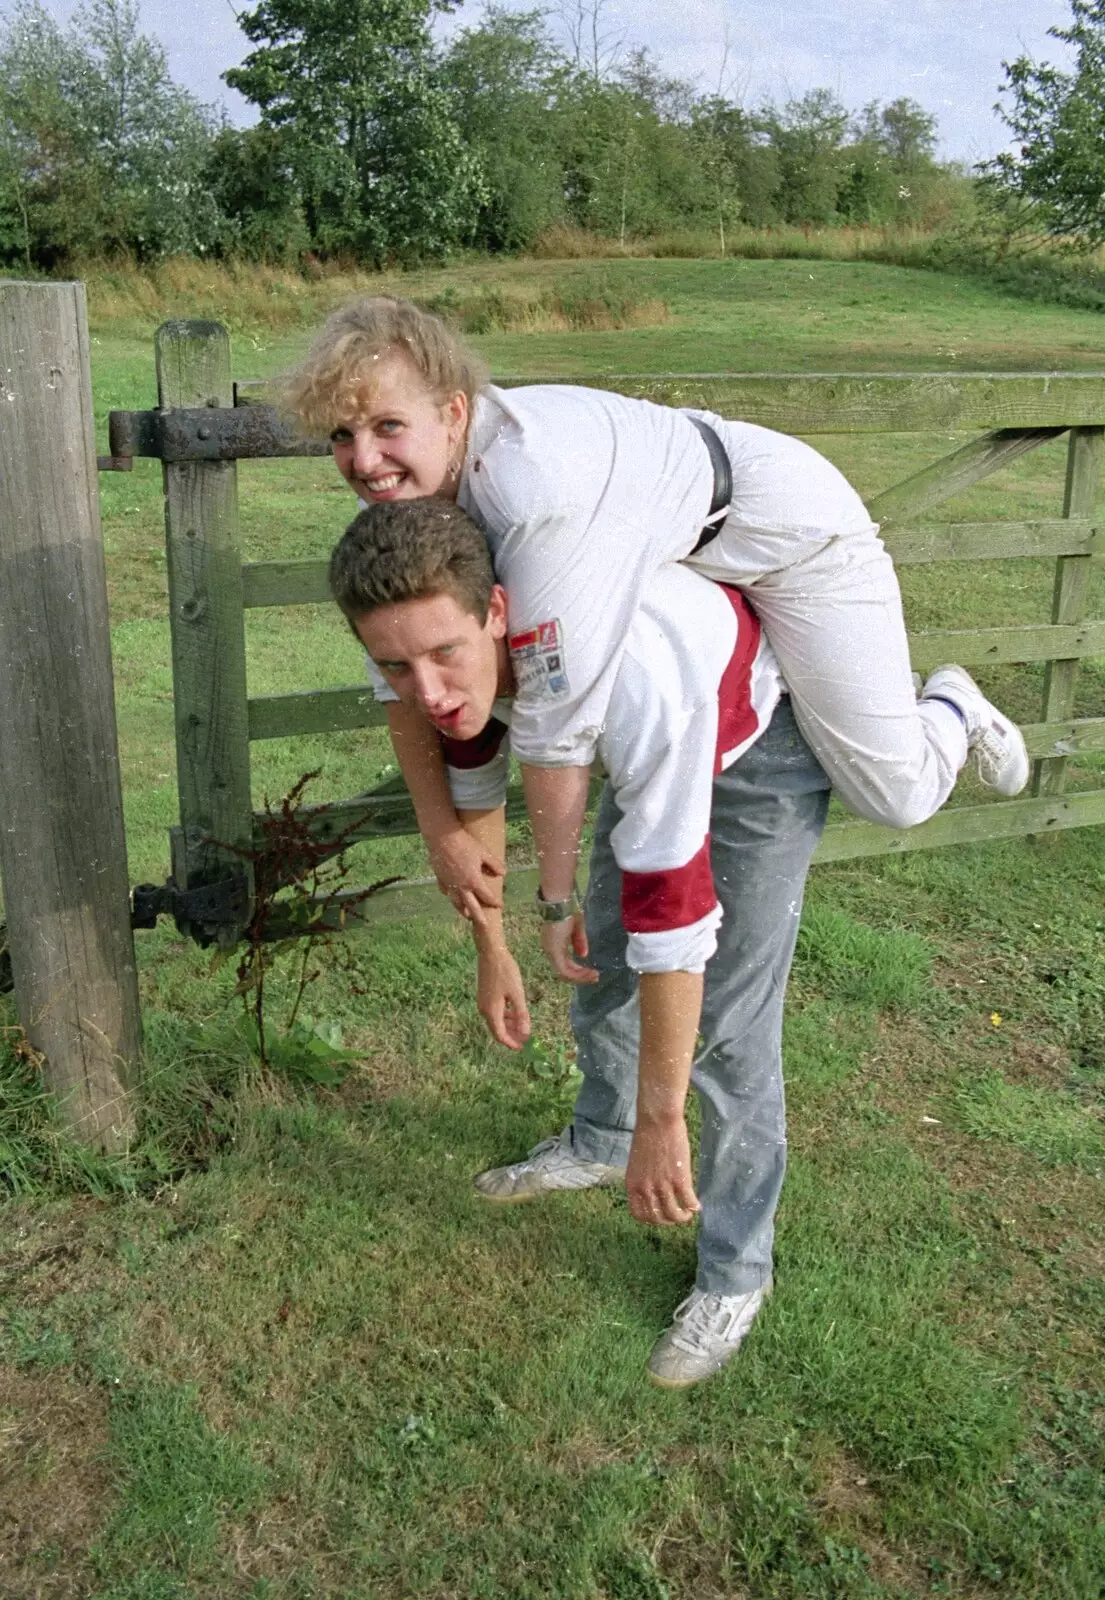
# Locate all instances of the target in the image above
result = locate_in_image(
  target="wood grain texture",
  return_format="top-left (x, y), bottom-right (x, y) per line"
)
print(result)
top-left (248, 685), bottom-right (390, 740)
top-left (867, 429), bottom-right (1067, 527)
top-left (234, 371), bottom-right (1105, 434)
top-left (908, 620), bottom-right (1105, 671)
top-left (240, 519), bottom-right (1101, 616)
top-left (0, 281), bottom-right (140, 1149)
top-left (242, 557), bottom-right (333, 608)
top-left (812, 788), bottom-right (1105, 862)
top-left (881, 518), bottom-right (1098, 564)
top-left (157, 322), bottom-right (253, 940)
top-left (276, 787), bottom-right (1105, 923)
top-left (1033, 427), bottom-right (1104, 797)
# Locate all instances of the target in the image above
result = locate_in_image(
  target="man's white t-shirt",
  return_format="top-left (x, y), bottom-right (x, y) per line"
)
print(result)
top-left (366, 565), bottom-right (784, 973)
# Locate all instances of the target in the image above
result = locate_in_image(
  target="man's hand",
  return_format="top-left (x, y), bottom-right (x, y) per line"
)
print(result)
top-left (540, 911), bottom-right (599, 985)
top-left (626, 1115), bottom-right (701, 1225)
top-left (476, 946), bottom-right (532, 1049)
top-left (428, 827), bottom-right (505, 914)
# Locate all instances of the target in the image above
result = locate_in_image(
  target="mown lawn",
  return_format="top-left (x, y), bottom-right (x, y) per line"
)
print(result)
top-left (2, 256), bottom-right (1104, 1599)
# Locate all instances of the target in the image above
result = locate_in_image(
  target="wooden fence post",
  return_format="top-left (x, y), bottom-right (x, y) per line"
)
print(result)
top-left (1033, 426), bottom-right (1104, 797)
top-left (0, 281), bottom-right (140, 1151)
top-left (156, 321), bottom-right (253, 943)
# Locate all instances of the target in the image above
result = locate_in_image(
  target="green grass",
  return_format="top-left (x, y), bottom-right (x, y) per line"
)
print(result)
top-left (2, 255), bottom-right (1105, 1598)
top-left (954, 1069), bottom-right (1104, 1171)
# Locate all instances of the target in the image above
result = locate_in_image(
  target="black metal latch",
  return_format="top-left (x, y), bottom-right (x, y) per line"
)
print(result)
top-left (104, 404), bottom-right (328, 465)
top-left (131, 874), bottom-right (251, 944)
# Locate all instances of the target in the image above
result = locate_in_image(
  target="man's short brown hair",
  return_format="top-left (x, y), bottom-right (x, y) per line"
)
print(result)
top-left (329, 499), bottom-right (495, 628)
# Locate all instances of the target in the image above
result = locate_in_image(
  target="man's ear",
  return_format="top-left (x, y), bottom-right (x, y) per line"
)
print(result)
top-left (487, 584), bottom-right (509, 638)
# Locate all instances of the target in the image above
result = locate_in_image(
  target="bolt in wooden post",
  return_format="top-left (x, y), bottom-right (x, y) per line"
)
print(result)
top-left (0, 281), bottom-right (140, 1151)
top-left (156, 321), bottom-right (253, 944)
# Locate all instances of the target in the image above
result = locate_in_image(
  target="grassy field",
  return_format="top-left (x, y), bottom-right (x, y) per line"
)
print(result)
top-left (3, 257), bottom-right (1105, 1599)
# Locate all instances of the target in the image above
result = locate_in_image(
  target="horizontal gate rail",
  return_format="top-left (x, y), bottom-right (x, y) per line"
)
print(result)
top-left (127, 329), bottom-right (1105, 932)
top-left (254, 724), bottom-right (1105, 851)
top-left (269, 787), bottom-right (1105, 929)
top-left (246, 624), bottom-right (1105, 742)
top-left (229, 371), bottom-right (1105, 434)
top-left (239, 516), bottom-right (1102, 613)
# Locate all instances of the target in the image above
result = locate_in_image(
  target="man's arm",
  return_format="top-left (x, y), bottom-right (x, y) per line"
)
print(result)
top-left (520, 761), bottom-right (597, 984)
top-left (458, 803), bottom-right (531, 1050)
top-left (387, 700), bottom-right (504, 910)
top-left (624, 970), bottom-right (704, 1226)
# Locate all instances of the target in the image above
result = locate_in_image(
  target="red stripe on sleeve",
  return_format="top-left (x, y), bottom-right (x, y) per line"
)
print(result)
top-left (621, 838), bottom-right (717, 933)
top-left (714, 584), bottom-right (762, 772)
top-left (438, 716), bottom-right (509, 770)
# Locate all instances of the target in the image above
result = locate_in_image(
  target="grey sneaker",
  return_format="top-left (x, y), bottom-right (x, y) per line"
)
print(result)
top-left (921, 665), bottom-right (1030, 797)
top-left (472, 1129), bottom-right (624, 1203)
top-left (647, 1283), bottom-right (771, 1389)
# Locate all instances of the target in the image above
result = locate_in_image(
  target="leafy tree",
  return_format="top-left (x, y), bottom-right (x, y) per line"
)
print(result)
top-left (983, 0), bottom-right (1105, 243)
top-left (835, 99), bottom-right (936, 224)
top-left (0, 0), bottom-right (223, 265)
top-left (759, 90), bottom-right (849, 224)
top-left (688, 98), bottom-right (744, 252)
top-left (226, 0), bottom-right (485, 262)
top-left (876, 97), bottom-right (938, 165)
top-left (203, 125), bottom-right (308, 261)
top-left (441, 8), bottom-right (564, 250)
top-left (553, 69), bottom-right (706, 241)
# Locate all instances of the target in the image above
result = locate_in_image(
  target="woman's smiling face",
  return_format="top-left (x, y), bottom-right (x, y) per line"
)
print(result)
top-left (330, 352), bottom-right (469, 504)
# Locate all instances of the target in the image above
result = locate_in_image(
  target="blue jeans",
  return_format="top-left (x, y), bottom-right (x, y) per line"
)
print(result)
top-left (570, 697), bottom-right (830, 1295)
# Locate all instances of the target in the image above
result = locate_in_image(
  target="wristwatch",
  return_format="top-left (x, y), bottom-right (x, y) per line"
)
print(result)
top-left (535, 886), bottom-right (580, 923)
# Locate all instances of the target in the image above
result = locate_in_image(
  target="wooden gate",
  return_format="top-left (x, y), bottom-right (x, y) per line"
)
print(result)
top-left (109, 322), bottom-right (1105, 941)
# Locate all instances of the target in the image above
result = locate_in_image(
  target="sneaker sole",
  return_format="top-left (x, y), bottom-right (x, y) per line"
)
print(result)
top-left (647, 1365), bottom-right (719, 1391)
top-left (472, 1173), bottom-right (624, 1204)
top-left (471, 1184), bottom-right (547, 1204)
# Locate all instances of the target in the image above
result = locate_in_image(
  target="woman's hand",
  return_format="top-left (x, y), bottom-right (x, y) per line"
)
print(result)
top-left (625, 1114), bottom-right (701, 1226)
top-left (475, 946), bottom-right (532, 1049)
top-left (540, 911), bottom-right (599, 985)
top-left (428, 827), bottom-right (505, 914)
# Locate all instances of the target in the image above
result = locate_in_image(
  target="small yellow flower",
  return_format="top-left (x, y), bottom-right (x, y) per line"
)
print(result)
top-left (990, 1012), bottom-right (1002, 1027)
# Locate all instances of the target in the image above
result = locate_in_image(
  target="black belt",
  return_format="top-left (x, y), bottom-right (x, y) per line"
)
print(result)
top-left (687, 415), bottom-right (732, 555)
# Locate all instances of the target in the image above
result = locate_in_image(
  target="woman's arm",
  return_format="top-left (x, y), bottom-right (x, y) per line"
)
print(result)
top-left (625, 970), bottom-right (704, 1226)
top-left (458, 803), bottom-right (531, 1050)
top-left (387, 700), bottom-right (504, 910)
top-left (520, 761), bottom-right (597, 984)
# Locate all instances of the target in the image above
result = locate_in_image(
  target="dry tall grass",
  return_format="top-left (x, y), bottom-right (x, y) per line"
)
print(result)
top-left (530, 220), bottom-right (952, 263)
top-left (79, 256), bottom-right (672, 337)
top-left (57, 224), bottom-right (1105, 340)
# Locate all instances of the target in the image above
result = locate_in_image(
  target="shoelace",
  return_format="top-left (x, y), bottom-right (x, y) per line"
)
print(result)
top-left (671, 1292), bottom-right (746, 1348)
top-left (527, 1136), bottom-right (562, 1158)
top-left (972, 717), bottom-right (1013, 770)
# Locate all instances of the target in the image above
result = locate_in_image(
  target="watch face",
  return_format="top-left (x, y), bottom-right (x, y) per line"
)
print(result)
top-left (537, 892), bottom-right (577, 922)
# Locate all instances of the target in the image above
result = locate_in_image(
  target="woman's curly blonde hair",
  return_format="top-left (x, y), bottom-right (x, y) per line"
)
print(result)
top-left (281, 296), bottom-right (490, 436)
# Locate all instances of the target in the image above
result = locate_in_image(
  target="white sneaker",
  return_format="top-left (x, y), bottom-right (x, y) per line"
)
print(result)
top-left (921, 665), bottom-right (1030, 797)
top-left (472, 1129), bottom-right (624, 1203)
top-left (647, 1282), bottom-right (772, 1389)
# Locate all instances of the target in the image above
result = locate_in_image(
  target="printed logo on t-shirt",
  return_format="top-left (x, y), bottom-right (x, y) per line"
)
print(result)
top-left (509, 619), bottom-right (570, 701)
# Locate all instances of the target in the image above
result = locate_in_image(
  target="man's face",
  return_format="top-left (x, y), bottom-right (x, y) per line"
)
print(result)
top-left (354, 586), bottom-right (510, 742)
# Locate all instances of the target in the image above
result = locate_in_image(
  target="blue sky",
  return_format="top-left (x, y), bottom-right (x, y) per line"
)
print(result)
top-left (29, 0), bottom-right (1078, 164)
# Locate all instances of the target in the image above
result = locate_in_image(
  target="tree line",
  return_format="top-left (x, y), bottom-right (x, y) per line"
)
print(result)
top-left (0, 0), bottom-right (1100, 271)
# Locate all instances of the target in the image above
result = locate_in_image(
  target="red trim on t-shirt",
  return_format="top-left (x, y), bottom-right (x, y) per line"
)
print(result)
top-left (622, 837), bottom-right (717, 933)
top-left (713, 584), bottom-right (762, 773)
top-left (438, 716), bottom-right (509, 770)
